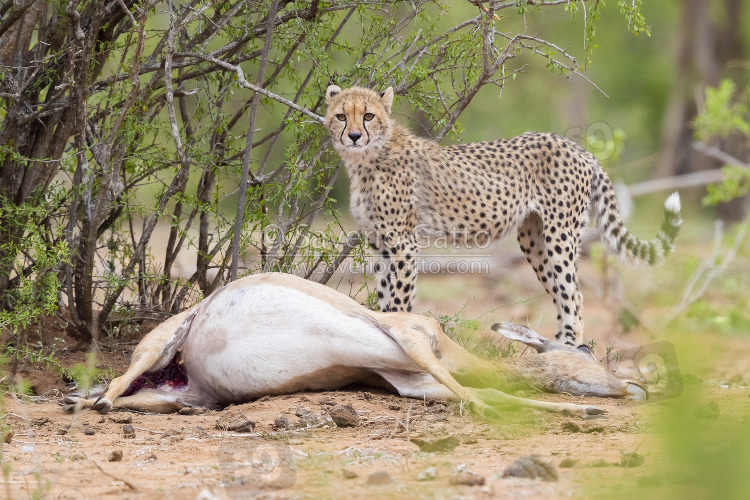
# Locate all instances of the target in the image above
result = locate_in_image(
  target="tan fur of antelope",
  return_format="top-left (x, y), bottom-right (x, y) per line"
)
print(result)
top-left (64, 273), bottom-right (647, 418)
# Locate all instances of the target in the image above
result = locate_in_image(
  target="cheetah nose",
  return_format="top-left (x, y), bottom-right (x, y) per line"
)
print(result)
top-left (348, 132), bottom-right (362, 144)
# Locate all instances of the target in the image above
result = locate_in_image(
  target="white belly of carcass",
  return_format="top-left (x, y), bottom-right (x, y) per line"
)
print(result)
top-left (179, 283), bottom-right (416, 404)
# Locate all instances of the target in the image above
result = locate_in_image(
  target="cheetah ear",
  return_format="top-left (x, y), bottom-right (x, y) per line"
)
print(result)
top-left (380, 87), bottom-right (394, 114)
top-left (325, 85), bottom-right (342, 104)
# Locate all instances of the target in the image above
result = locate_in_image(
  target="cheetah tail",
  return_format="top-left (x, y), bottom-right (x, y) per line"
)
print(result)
top-left (593, 180), bottom-right (682, 266)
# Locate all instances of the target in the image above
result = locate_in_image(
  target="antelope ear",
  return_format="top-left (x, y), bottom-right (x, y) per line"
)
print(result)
top-left (491, 322), bottom-right (557, 353)
top-left (380, 87), bottom-right (394, 114)
top-left (326, 85), bottom-right (342, 103)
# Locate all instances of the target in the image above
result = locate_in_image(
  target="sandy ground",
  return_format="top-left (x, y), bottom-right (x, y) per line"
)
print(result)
top-left (3, 386), bottom-right (658, 500)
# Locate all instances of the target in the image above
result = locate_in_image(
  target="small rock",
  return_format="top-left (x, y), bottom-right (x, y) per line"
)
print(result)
top-left (426, 403), bottom-right (448, 414)
top-left (295, 407), bottom-right (325, 428)
top-left (122, 424), bottom-right (136, 438)
top-left (366, 470), bottom-right (393, 486)
top-left (410, 436), bottom-right (460, 453)
top-left (462, 436), bottom-right (478, 445)
top-left (559, 458), bottom-right (579, 468)
top-left (111, 413), bottom-right (132, 424)
top-left (620, 452), bottom-right (645, 468)
top-left (502, 455), bottom-right (558, 482)
top-left (272, 415), bottom-right (291, 431)
top-left (193, 425), bottom-right (210, 437)
top-left (418, 467), bottom-right (437, 481)
top-left (108, 450), bottom-right (123, 462)
top-left (361, 392), bottom-right (373, 401)
top-left (449, 465), bottom-right (485, 486)
top-left (328, 404), bottom-right (359, 427)
top-left (32, 417), bottom-right (50, 427)
top-left (342, 469), bottom-right (358, 479)
top-left (216, 409), bottom-right (256, 432)
top-left (98, 417), bottom-right (106, 424)
top-left (588, 459), bottom-right (615, 468)
top-left (318, 397), bottom-right (336, 406)
top-left (164, 428), bottom-right (183, 437)
top-left (3, 430), bottom-right (14, 443)
top-left (388, 404), bottom-right (401, 411)
top-left (83, 428), bottom-right (95, 436)
top-left (561, 421), bottom-right (581, 433)
top-left (694, 401), bottom-right (720, 420)
top-left (583, 425), bottom-right (605, 434)
top-left (179, 407), bottom-right (207, 416)
top-left (146, 453), bottom-right (157, 461)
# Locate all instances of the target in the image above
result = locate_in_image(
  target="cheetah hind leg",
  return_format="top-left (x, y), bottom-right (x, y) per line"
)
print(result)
top-left (517, 213), bottom-right (585, 347)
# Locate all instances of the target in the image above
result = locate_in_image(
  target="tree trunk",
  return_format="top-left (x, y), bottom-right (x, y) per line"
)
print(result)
top-left (658, 0), bottom-right (747, 221)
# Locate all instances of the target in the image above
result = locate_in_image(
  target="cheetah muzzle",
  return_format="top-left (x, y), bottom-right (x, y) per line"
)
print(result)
top-left (324, 84), bottom-right (682, 346)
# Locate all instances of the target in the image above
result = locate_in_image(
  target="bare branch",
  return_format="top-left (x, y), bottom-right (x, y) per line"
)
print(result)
top-left (182, 51), bottom-right (325, 124)
top-left (317, 232), bottom-right (363, 285)
top-left (230, 0), bottom-right (280, 282)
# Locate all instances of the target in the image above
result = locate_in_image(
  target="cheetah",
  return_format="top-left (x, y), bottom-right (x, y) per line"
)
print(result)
top-left (324, 85), bottom-right (682, 346)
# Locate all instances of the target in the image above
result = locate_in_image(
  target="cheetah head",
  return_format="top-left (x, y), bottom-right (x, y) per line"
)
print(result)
top-left (325, 85), bottom-right (394, 157)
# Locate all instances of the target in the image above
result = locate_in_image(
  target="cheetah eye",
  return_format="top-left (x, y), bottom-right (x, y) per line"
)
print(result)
top-left (363, 113), bottom-right (375, 121)
top-left (335, 114), bottom-right (346, 121)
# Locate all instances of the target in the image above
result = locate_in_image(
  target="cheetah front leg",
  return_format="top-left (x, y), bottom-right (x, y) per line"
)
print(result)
top-left (372, 231), bottom-right (419, 312)
top-left (517, 213), bottom-right (585, 346)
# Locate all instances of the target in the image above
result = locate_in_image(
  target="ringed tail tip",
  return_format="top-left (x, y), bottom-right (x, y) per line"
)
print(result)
top-left (665, 192), bottom-right (681, 214)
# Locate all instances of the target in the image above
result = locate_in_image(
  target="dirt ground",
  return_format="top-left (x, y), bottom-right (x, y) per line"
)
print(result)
top-left (2, 239), bottom-right (749, 499)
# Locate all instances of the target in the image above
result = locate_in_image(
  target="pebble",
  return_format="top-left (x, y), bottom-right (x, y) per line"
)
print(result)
top-left (366, 470), bottom-right (393, 486)
top-left (179, 407), bottom-right (207, 416)
top-left (342, 469), bottom-right (358, 479)
top-left (418, 467), bottom-right (437, 481)
top-left (295, 407), bottom-right (325, 428)
top-left (502, 455), bottom-right (558, 481)
top-left (110, 413), bottom-right (132, 424)
top-left (272, 415), bottom-right (291, 430)
top-left (122, 424), bottom-right (136, 438)
top-left (215, 409), bottom-right (256, 432)
top-left (410, 435), bottom-right (460, 453)
top-left (108, 450), bottom-right (123, 462)
top-left (559, 458), bottom-right (579, 468)
top-left (620, 452), bottom-right (645, 468)
top-left (449, 465), bottom-right (484, 486)
top-left (328, 404), bottom-right (359, 427)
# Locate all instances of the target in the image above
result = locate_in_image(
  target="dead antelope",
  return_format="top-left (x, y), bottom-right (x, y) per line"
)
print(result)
top-left (64, 273), bottom-right (647, 418)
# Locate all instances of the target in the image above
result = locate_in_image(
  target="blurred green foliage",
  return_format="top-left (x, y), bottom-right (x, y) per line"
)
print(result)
top-left (693, 79), bottom-right (750, 206)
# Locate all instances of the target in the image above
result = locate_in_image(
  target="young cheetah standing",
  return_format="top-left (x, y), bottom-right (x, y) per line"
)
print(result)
top-left (324, 85), bottom-right (682, 346)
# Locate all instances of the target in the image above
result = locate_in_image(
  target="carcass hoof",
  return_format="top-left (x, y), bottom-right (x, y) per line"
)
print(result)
top-left (62, 396), bottom-right (82, 413)
top-left (625, 383), bottom-right (648, 401)
top-left (583, 406), bottom-right (608, 418)
top-left (93, 398), bottom-right (113, 414)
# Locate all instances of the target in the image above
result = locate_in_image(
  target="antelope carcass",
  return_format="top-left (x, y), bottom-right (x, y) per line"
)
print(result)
top-left (64, 273), bottom-right (647, 418)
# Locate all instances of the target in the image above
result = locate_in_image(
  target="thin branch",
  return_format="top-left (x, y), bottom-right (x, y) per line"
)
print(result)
top-left (317, 232), bottom-right (363, 285)
top-left (181, 51), bottom-right (325, 124)
top-left (115, 0), bottom-right (138, 28)
top-left (692, 141), bottom-right (750, 168)
top-left (230, 0), bottom-right (280, 281)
